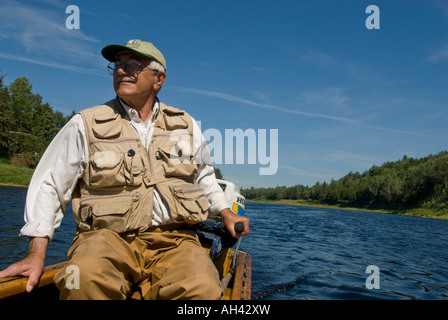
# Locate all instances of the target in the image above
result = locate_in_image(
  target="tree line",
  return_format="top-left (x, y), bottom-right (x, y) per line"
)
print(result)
top-left (0, 73), bottom-right (74, 167)
top-left (242, 152), bottom-right (448, 212)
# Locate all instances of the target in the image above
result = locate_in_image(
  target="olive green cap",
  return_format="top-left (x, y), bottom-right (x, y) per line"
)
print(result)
top-left (101, 39), bottom-right (166, 70)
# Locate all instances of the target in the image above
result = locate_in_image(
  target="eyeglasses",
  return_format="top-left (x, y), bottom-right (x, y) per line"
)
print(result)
top-left (107, 59), bottom-right (158, 75)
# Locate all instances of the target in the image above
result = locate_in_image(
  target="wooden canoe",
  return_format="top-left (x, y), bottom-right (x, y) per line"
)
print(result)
top-left (0, 245), bottom-right (251, 300)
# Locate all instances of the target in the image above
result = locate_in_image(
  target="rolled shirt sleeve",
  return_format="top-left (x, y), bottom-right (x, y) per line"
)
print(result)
top-left (20, 114), bottom-right (87, 240)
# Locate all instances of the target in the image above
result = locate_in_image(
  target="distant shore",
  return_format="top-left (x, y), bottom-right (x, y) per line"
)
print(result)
top-left (0, 183), bottom-right (28, 187)
top-left (2, 161), bottom-right (447, 220)
top-left (247, 199), bottom-right (448, 220)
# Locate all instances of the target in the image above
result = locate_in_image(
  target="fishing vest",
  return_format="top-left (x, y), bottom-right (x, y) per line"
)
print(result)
top-left (71, 98), bottom-right (209, 234)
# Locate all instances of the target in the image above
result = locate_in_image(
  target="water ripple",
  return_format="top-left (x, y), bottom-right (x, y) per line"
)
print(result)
top-left (1, 188), bottom-right (448, 299)
top-left (242, 202), bottom-right (448, 300)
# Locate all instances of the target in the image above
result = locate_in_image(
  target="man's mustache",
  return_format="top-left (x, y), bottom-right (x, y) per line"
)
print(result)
top-left (116, 76), bottom-right (136, 83)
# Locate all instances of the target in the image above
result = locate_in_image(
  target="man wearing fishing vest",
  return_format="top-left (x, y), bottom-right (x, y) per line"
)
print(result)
top-left (0, 39), bottom-right (249, 300)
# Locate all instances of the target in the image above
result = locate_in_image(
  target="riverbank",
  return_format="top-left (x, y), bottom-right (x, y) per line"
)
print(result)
top-left (0, 161), bottom-right (33, 187)
top-left (247, 199), bottom-right (448, 220)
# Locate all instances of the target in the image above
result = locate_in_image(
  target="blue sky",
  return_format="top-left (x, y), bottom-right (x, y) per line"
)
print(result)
top-left (0, 0), bottom-right (447, 189)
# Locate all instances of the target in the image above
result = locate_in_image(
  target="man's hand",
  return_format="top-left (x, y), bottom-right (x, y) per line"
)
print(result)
top-left (219, 208), bottom-right (250, 238)
top-left (0, 237), bottom-right (49, 293)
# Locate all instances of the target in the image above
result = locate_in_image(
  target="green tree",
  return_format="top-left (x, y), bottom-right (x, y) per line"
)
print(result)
top-left (0, 73), bottom-right (11, 157)
top-left (9, 77), bottom-right (35, 133)
top-left (1, 74), bottom-right (73, 166)
top-left (214, 167), bottom-right (224, 180)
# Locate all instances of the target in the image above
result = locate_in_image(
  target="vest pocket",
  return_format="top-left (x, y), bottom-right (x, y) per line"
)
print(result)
top-left (158, 143), bottom-right (198, 178)
top-left (170, 184), bottom-right (209, 224)
top-left (90, 151), bottom-right (143, 187)
top-left (90, 151), bottom-right (126, 187)
top-left (79, 193), bottom-right (141, 233)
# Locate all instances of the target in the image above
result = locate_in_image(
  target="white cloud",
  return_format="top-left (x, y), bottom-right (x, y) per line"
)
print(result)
top-left (0, 0), bottom-right (101, 63)
top-left (301, 87), bottom-right (348, 106)
top-left (427, 44), bottom-right (448, 62)
top-left (325, 150), bottom-right (386, 169)
top-left (300, 49), bottom-right (332, 65)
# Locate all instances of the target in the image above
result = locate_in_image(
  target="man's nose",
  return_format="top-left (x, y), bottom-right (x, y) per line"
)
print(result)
top-left (115, 65), bottom-right (128, 75)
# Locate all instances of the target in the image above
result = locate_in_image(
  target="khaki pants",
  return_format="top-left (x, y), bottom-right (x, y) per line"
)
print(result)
top-left (54, 227), bottom-right (222, 300)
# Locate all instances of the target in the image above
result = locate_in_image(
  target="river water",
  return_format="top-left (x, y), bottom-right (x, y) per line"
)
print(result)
top-left (1, 186), bottom-right (447, 300)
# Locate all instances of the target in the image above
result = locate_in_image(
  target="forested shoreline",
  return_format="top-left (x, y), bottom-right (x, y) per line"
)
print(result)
top-left (0, 73), bottom-right (74, 167)
top-left (242, 152), bottom-right (448, 217)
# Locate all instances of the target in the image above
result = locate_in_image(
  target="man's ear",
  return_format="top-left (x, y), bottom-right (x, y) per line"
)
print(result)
top-left (154, 71), bottom-right (166, 89)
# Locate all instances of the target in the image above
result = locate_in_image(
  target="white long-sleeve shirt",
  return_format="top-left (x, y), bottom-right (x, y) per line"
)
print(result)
top-left (20, 100), bottom-right (229, 240)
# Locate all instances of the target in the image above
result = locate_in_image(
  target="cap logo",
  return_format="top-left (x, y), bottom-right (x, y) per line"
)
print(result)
top-left (126, 39), bottom-right (140, 48)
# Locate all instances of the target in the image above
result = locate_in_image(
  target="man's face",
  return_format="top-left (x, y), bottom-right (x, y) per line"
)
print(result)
top-left (112, 52), bottom-right (159, 105)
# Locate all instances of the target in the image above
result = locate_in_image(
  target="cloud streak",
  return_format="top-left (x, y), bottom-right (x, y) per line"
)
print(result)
top-left (279, 165), bottom-right (339, 180)
top-left (0, 0), bottom-right (101, 65)
top-left (169, 86), bottom-right (431, 138)
top-left (0, 53), bottom-right (106, 77)
top-left (427, 44), bottom-right (448, 62)
top-left (170, 86), bottom-right (359, 123)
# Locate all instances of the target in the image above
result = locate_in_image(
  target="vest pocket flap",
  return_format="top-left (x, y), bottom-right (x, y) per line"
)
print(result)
top-left (159, 142), bottom-right (181, 158)
top-left (162, 108), bottom-right (185, 117)
top-left (79, 194), bottom-right (140, 233)
top-left (91, 196), bottom-right (133, 217)
top-left (94, 112), bottom-right (119, 122)
top-left (92, 122), bottom-right (122, 139)
top-left (172, 184), bottom-right (209, 212)
top-left (163, 112), bottom-right (188, 130)
top-left (172, 184), bottom-right (206, 200)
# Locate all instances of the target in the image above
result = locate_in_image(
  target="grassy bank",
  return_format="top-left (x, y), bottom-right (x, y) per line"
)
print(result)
top-left (248, 199), bottom-right (448, 220)
top-left (0, 159), bottom-right (34, 186)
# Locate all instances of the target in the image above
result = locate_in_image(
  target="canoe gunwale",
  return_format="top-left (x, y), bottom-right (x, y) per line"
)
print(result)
top-left (0, 249), bottom-right (251, 300)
